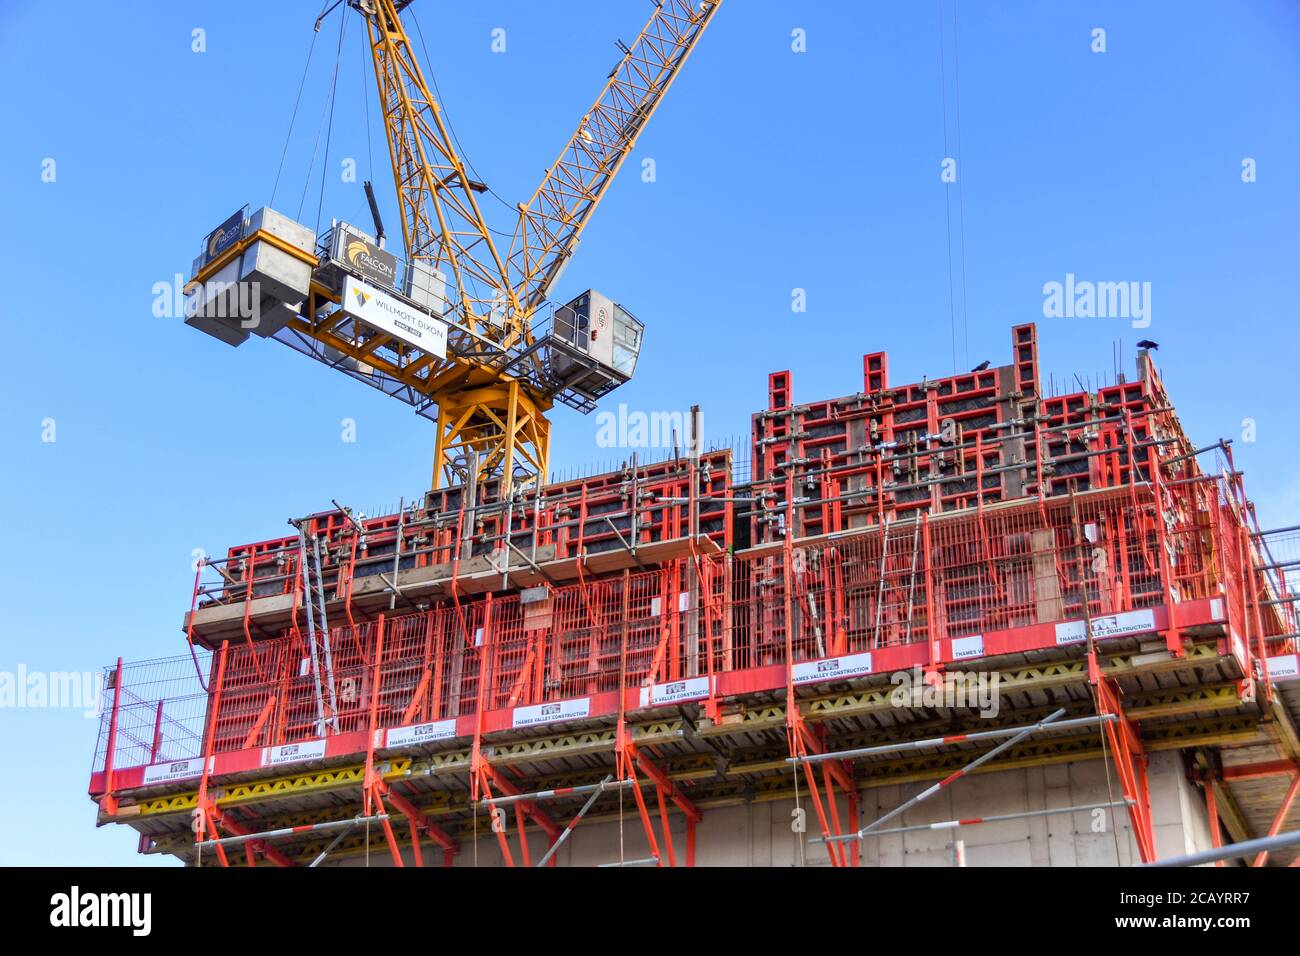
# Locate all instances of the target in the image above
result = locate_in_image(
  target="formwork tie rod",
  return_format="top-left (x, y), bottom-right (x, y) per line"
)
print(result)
top-left (788, 713), bottom-right (1115, 767)
top-left (655, 496), bottom-right (763, 504)
top-left (825, 707), bottom-right (1071, 845)
top-left (194, 813), bottom-right (390, 851)
top-left (1140, 829), bottom-right (1300, 868)
top-left (810, 799), bottom-right (1134, 844)
top-left (477, 776), bottom-right (636, 809)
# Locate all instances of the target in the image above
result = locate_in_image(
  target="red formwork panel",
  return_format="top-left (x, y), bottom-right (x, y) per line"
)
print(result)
top-left (201, 326), bottom-right (1198, 660)
top-left (863, 351), bottom-right (888, 393)
top-left (1013, 323), bottom-right (1038, 396)
top-left (207, 450), bottom-right (734, 614)
top-left (128, 474), bottom-right (1269, 776)
top-left (750, 325), bottom-right (1039, 542)
top-left (1031, 349), bottom-right (1192, 498)
top-left (517, 449), bottom-right (733, 560)
top-left (1036, 380), bottom-right (1148, 495)
top-left (747, 322), bottom-right (1194, 544)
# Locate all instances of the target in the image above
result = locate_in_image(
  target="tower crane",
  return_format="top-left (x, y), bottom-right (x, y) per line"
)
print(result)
top-left (183, 0), bottom-right (721, 492)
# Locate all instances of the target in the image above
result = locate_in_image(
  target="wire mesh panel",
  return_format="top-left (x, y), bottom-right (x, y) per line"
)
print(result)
top-left (92, 654), bottom-right (210, 774)
top-left (374, 612), bottom-right (441, 725)
top-left (548, 579), bottom-right (613, 700)
top-left (1253, 524), bottom-right (1299, 651)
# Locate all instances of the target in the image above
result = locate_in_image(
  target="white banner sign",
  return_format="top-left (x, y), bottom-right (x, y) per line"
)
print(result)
top-left (791, 652), bottom-right (873, 685)
top-left (649, 592), bottom-right (691, 617)
top-left (343, 276), bottom-right (447, 358)
top-left (512, 697), bottom-right (591, 728)
top-left (950, 635), bottom-right (985, 661)
top-left (1267, 654), bottom-right (1299, 682)
top-left (142, 756), bottom-right (211, 785)
top-left (384, 719), bottom-right (458, 749)
top-left (1055, 609), bottom-right (1156, 646)
top-left (261, 739), bottom-right (327, 768)
top-left (1230, 629), bottom-right (1248, 670)
top-left (639, 677), bottom-right (710, 708)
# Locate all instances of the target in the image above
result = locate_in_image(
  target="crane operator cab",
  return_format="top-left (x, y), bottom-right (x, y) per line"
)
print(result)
top-left (548, 289), bottom-right (644, 404)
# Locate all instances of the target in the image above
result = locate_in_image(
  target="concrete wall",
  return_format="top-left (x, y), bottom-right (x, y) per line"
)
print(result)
top-left (340, 753), bottom-right (1212, 867)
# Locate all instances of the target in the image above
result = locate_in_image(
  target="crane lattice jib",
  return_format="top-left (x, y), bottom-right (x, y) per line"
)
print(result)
top-left (362, 0), bottom-right (526, 346)
top-left (507, 0), bottom-right (721, 314)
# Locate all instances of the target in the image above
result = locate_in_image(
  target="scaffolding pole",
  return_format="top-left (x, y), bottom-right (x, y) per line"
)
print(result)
top-left (195, 814), bottom-right (389, 852)
top-left (597, 856), bottom-right (660, 868)
top-left (824, 707), bottom-right (1070, 844)
top-left (1141, 829), bottom-right (1300, 868)
top-left (788, 713), bottom-right (1115, 767)
top-left (477, 776), bottom-right (635, 809)
top-left (535, 775), bottom-right (621, 868)
top-left (811, 799), bottom-right (1133, 844)
top-left (309, 822), bottom-right (359, 868)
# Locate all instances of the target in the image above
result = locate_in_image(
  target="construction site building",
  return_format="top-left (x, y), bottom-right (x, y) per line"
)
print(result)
top-left (88, 323), bottom-right (1300, 867)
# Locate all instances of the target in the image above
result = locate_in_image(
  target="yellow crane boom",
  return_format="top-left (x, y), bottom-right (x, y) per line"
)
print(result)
top-left (508, 0), bottom-right (722, 314)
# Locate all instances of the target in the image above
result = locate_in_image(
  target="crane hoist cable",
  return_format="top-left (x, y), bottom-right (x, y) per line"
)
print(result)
top-left (314, 6), bottom-right (350, 234)
top-left (360, 7), bottom-right (375, 183)
top-left (951, 0), bottom-right (972, 370)
top-left (294, 2), bottom-right (349, 222)
top-left (937, 0), bottom-right (959, 376)
top-left (270, 23), bottom-right (321, 208)
top-left (937, 0), bottom-right (972, 373)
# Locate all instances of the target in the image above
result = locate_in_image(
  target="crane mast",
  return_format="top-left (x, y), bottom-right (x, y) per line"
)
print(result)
top-left (356, 0), bottom-right (544, 490)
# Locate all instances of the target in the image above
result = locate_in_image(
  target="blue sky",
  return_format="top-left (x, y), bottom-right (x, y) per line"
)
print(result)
top-left (0, 1), bottom-right (1295, 865)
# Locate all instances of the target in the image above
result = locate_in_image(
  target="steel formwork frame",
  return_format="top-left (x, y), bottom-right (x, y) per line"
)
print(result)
top-left (185, 449), bottom-right (735, 654)
top-left (89, 333), bottom-right (1300, 867)
top-left (749, 328), bottom-right (1192, 547)
top-left (92, 473), bottom-right (1294, 866)
top-left (1093, 674), bottom-right (1157, 862)
top-left (172, 489), bottom-right (1263, 754)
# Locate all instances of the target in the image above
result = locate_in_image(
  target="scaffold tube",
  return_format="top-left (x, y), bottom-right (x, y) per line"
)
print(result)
top-left (195, 813), bottom-right (389, 851)
top-left (812, 799), bottom-right (1133, 844)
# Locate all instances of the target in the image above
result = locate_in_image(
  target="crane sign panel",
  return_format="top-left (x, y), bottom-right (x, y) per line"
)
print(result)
top-left (343, 276), bottom-right (448, 359)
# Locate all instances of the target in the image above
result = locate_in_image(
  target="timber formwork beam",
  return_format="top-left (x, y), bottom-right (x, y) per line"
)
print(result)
top-left (699, 641), bottom-right (1240, 739)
